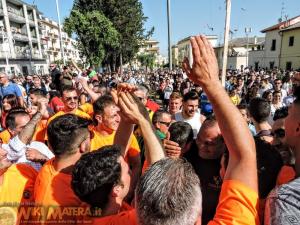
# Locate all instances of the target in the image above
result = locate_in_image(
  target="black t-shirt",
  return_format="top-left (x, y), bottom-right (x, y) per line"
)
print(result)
top-left (184, 143), bottom-right (222, 225)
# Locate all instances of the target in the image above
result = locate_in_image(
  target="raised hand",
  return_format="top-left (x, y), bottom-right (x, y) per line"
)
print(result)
top-left (182, 35), bottom-right (219, 89)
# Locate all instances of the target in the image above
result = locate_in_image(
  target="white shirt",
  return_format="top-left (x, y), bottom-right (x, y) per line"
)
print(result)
top-left (2, 136), bottom-right (54, 171)
top-left (174, 111), bottom-right (201, 139)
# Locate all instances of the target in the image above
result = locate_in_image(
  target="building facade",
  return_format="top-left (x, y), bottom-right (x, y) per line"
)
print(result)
top-left (215, 37), bottom-right (265, 70)
top-left (39, 15), bottom-right (82, 66)
top-left (279, 22), bottom-right (300, 70)
top-left (0, 0), bottom-right (47, 75)
top-left (259, 15), bottom-right (300, 70)
top-left (176, 35), bottom-right (218, 67)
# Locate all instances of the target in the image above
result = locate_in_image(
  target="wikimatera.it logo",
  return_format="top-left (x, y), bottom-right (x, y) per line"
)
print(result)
top-left (0, 204), bottom-right (102, 223)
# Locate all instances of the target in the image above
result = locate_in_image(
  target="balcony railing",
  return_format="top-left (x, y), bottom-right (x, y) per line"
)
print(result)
top-left (8, 11), bottom-right (25, 23)
top-left (13, 33), bottom-right (29, 42)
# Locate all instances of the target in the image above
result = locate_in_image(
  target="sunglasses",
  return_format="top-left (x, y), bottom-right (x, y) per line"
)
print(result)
top-left (65, 96), bottom-right (78, 101)
top-left (159, 121), bottom-right (171, 127)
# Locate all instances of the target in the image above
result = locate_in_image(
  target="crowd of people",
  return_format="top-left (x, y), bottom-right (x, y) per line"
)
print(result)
top-left (0, 35), bottom-right (299, 225)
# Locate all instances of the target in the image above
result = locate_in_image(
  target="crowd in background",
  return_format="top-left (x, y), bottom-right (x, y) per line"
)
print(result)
top-left (0, 36), bottom-right (300, 225)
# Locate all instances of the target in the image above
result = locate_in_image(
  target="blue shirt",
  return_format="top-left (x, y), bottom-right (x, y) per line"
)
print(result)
top-left (0, 82), bottom-right (22, 98)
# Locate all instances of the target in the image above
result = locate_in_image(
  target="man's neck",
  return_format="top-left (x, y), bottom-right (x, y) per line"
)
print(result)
top-left (95, 124), bottom-right (114, 136)
top-left (53, 153), bottom-right (81, 174)
top-left (182, 111), bottom-right (193, 120)
top-left (102, 198), bottom-right (123, 217)
top-left (64, 108), bottom-right (77, 113)
top-left (254, 121), bottom-right (272, 133)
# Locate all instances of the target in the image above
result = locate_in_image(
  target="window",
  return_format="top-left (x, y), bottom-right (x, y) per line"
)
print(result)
top-left (271, 39), bottom-right (276, 51)
top-left (289, 36), bottom-right (294, 46)
top-left (286, 62), bottom-right (292, 71)
top-left (269, 61), bottom-right (275, 69)
top-left (255, 62), bottom-right (259, 71)
top-left (22, 66), bottom-right (28, 75)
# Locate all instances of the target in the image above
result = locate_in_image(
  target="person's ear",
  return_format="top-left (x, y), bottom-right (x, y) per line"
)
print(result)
top-left (95, 114), bottom-right (103, 124)
top-left (112, 185), bottom-right (122, 198)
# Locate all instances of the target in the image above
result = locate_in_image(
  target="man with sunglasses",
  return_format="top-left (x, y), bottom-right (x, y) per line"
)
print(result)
top-left (152, 110), bottom-right (172, 140)
top-left (46, 86), bottom-right (91, 127)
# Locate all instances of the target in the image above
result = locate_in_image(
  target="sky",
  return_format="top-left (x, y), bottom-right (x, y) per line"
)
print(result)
top-left (24, 0), bottom-right (300, 56)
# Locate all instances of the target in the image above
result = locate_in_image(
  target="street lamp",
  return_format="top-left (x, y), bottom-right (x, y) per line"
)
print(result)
top-left (55, 0), bottom-right (66, 65)
top-left (0, 20), bottom-right (9, 73)
top-left (245, 27), bottom-right (252, 68)
top-left (167, 0), bottom-right (172, 70)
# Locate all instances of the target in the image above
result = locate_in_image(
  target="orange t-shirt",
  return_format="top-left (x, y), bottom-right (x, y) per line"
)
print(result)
top-left (79, 103), bottom-right (94, 117)
top-left (92, 209), bottom-right (137, 225)
top-left (32, 120), bottom-right (48, 143)
top-left (0, 129), bottom-right (11, 144)
top-left (0, 164), bottom-right (37, 224)
top-left (208, 180), bottom-right (260, 225)
top-left (33, 158), bottom-right (84, 224)
top-left (90, 129), bottom-right (140, 159)
top-left (276, 165), bottom-right (296, 186)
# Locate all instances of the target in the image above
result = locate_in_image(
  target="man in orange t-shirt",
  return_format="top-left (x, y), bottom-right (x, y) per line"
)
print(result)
top-left (91, 94), bottom-right (141, 200)
top-left (0, 146), bottom-right (37, 225)
top-left (34, 114), bottom-right (91, 224)
top-left (47, 86), bottom-right (91, 126)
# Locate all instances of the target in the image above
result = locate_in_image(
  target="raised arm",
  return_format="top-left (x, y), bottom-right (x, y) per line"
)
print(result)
top-left (118, 92), bottom-right (165, 165)
top-left (183, 36), bottom-right (257, 191)
top-left (78, 77), bottom-right (100, 102)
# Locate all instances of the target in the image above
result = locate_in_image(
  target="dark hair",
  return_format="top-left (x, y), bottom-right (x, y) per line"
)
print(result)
top-left (72, 146), bottom-right (122, 208)
top-left (47, 114), bottom-right (91, 156)
top-left (183, 91), bottom-right (199, 102)
top-left (237, 104), bottom-right (247, 110)
top-left (152, 110), bottom-right (170, 125)
top-left (273, 107), bottom-right (288, 121)
top-left (169, 122), bottom-right (194, 149)
top-left (5, 107), bottom-right (29, 130)
top-left (2, 94), bottom-right (19, 110)
top-left (93, 94), bottom-right (115, 116)
top-left (29, 88), bottom-right (46, 97)
top-left (249, 98), bottom-right (271, 123)
top-left (136, 158), bottom-right (202, 225)
top-left (61, 85), bottom-right (76, 95)
top-left (262, 90), bottom-right (272, 100)
top-left (294, 85), bottom-right (300, 105)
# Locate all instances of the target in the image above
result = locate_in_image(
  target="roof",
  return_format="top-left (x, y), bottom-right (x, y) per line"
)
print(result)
top-left (280, 21), bottom-right (300, 32)
top-left (261, 15), bottom-right (300, 33)
top-left (215, 37), bottom-right (265, 48)
top-left (177, 35), bottom-right (218, 45)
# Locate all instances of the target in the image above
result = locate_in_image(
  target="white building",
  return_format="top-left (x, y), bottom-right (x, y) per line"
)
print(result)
top-left (132, 39), bottom-right (165, 69)
top-left (215, 37), bottom-right (265, 70)
top-left (39, 15), bottom-right (82, 66)
top-left (0, 0), bottom-right (47, 75)
top-left (177, 35), bottom-right (218, 66)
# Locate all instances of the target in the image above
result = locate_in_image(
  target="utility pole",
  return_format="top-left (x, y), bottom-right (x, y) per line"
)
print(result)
top-left (245, 27), bottom-right (252, 68)
top-left (55, 0), bottom-right (65, 65)
top-left (167, 0), bottom-right (172, 70)
top-left (221, 0), bottom-right (231, 86)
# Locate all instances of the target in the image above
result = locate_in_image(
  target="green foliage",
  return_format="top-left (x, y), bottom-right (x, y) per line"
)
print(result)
top-left (65, 0), bottom-right (153, 69)
top-left (64, 10), bottom-right (119, 66)
top-left (137, 53), bottom-right (156, 70)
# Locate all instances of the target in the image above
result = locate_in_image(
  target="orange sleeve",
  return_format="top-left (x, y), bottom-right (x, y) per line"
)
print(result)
top-left (208, 180), bottom-right (260, 225)
top-left (0, 130), bottom-right (11, 144)
top-left (276, 165), bottom-right (295, 186)
top-left (32, 120), bottom-right (48, 142)
top-left (127, 135), bottom-right (141, 158)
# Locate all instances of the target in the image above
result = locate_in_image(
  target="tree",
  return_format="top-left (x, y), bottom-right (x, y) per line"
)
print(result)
top-left (67, 0), bottom-right (153, 70)
top-left (137, 53), bottom-right (156, 71)
top-left (64, 10), bottom-right (119, 66)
